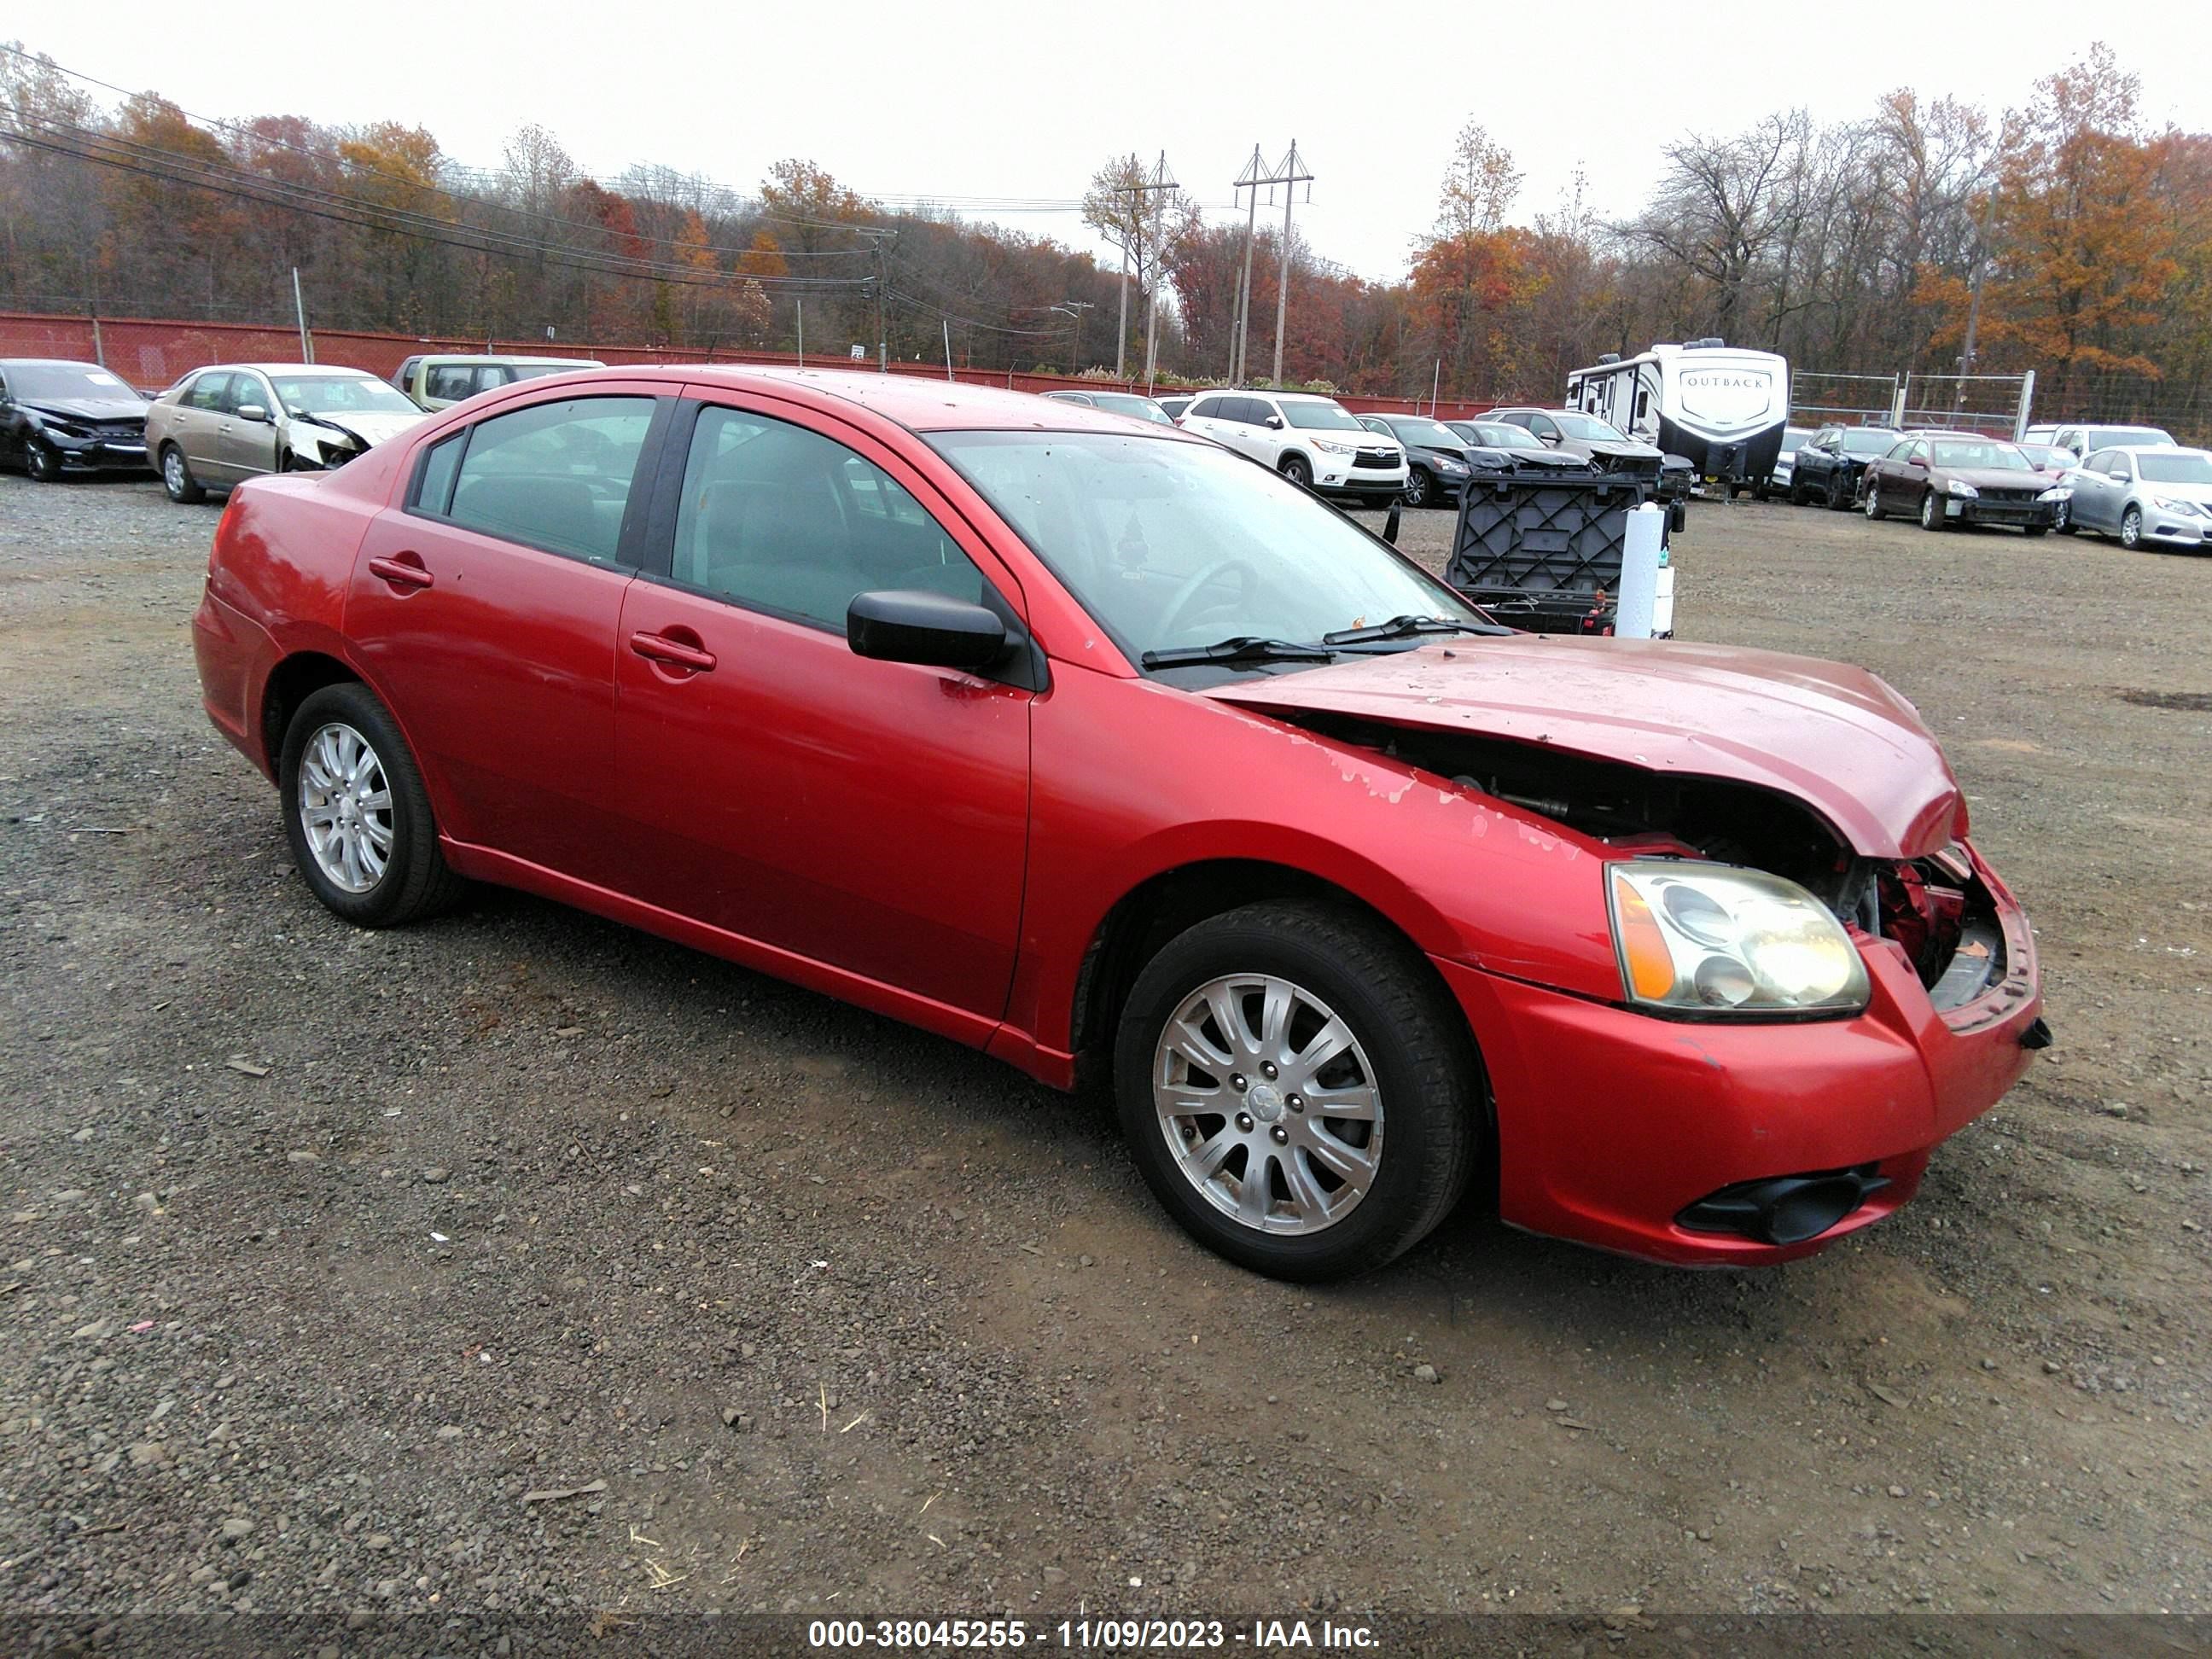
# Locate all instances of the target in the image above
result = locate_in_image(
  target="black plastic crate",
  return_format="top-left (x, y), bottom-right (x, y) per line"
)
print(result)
top-left (1446, 465), bottom-right (1664, 634)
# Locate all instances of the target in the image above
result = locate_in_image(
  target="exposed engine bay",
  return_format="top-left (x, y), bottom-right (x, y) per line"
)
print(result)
top-left (1282, 709), bottom-right (2007, 1010)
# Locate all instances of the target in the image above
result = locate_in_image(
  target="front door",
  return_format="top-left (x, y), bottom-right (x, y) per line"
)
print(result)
top-left (345, 387), bottom-right (667, 888)
top-left (218, 370), bottom-right (280, 479)
top-left (173, 371), bottom-right (233, 480)
top-left (613, 396), bottom-right (1033, 1021)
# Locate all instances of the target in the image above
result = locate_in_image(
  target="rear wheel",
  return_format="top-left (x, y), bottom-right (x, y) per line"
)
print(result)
top-left (25, 439), bottom-right (61, 483)
top-left (160, 444), bottom-right (205, 504)
top-left (1114, 900), bottom-right (1479, 1282)
top-left (1278, 454), bottom-right (1312, 491)
top-left (280, 682), bottom-right (465, 928)
top-left (1919, 489), bottom-right (1945, 533)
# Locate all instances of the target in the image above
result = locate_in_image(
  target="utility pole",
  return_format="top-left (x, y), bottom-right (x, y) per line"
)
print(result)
top-left (1139, 153), bottom-right (1179, 391)
top-left (1112, 154), bottom-right (1179, 382)
top-left (1956, 184), bottom-right (1998, 410)
top-left (1230, 145), bottom-right (1266, 384)
top-left (1052, 299), bottom-right (1095, 372)
top-left (1269, 140), bottom-right (1313, 387)
top-left (292, 267), bottom-right (313, 364)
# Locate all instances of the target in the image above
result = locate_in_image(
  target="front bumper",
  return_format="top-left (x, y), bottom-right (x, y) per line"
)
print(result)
top-left (1437, 843), bottom-right (2042, 1266)
top-left (49, 430), bottom-right (153, 471)
top-left (1315, 459), bottom-right (1408, 498)
top-left (2133, 509), bottom-right (2208, 545)
top-left (1947, 495), bottom-right (2061, 529)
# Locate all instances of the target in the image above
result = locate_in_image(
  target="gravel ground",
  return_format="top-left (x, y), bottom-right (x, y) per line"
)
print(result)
top-left (2, 472), bottom-right (2207, 1637)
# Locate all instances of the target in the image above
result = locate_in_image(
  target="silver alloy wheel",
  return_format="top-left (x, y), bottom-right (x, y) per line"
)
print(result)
top-left (1152, 973), bottom-right (1384, 1236)
top-left (27, 441), bottom-right (59, 481)
top-left (2122, 507), bottom-right (2141, 549)
top-left (1865, 480), bottom-right (1880, 519)
top-left (162, 449), bottom-right (187, 496)
top-left (298, 721), bottom-right (394, 894)
top-left (1921, 491), bottom-right (1939, 530)
top-left (1405, 469), bottom-right (1428, 506)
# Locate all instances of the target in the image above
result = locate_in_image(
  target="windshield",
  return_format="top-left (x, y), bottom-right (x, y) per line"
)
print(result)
top-left (1931, 439), bottom-right (2031, 471)
top-left (1783, 428), bottom-right (1813, 446)
top-left (1553, 414), bottom-right (1627, 441)
top-left (1840, 429), bottom-right (1900, 456)
top-left (7, 363), bottom-right (137, 401)
top-left (1280, 400), bottom-right (1363, 432)
top-left (2138, 451), bottom-right (2212, 485)
top-left (928, 432), bottom-right (1484, 671)
top-left (272, 375), bottom-right (422, 416)
top-left (2019, 445), bottom-right (2072, 469)
top-left (1088, 393), bottom-right (1175, 426)
top-left (1386, 416), bottom-right (1464, 449)
top-left (1454, 422), bottom-right (1543, 450)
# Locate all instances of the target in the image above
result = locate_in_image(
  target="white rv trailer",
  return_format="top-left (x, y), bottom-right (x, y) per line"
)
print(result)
top-left (1567, 340), bottom-right (1791, 495)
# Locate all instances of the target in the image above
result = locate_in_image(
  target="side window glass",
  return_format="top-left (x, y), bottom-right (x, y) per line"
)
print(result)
top-left (230, 375), bottom-right (267, 415)
top-left (1531, 415), bottom-right (1558, 439)
top-left (1188, 397), bottom-right (1220, 420)
top-left (426, 364), bottom-right (479, 402)
top-left (671, 405), bottom-right (987, 630)
top-left (443, 395), bottom-right (655, 562)
top-left (413, 432), bottom-right (466, 516)
top-left (186, 373), bottom-right (230, 412)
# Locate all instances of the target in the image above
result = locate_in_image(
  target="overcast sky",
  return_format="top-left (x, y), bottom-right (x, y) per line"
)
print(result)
top-left (16, 3), bottom-right (2212, 282)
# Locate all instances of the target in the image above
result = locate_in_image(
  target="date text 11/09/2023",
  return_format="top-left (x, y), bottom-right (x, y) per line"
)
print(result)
top-left (806, 1618), bottom-right (1381, 1650)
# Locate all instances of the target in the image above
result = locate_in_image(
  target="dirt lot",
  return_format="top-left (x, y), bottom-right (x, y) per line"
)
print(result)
top-left (1, 473), bottom-right (2207, 1638)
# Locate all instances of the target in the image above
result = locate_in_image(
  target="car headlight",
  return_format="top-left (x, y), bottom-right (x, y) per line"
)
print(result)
top-left (32, 414), bottom-right (89, 439)
top-left (1314, 439), bottom-right (1354, 455)
top-left (1608, 862), bottom-right (1869, 1016)
top-left (2038, 486), bottom-right (2071, 502)
top-left (2151, 495), bottom-right (2203, 515)
top-left (1434, 457), bottom-right (1467, 474)
top-left (1947, 479), bottom-right (1978, 498)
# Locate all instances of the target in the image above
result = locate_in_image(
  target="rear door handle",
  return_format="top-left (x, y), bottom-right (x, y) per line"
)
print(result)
top-left (629, 631), bottom-right (717, 672)
top-left (368, 556), bottom-right (434, 591)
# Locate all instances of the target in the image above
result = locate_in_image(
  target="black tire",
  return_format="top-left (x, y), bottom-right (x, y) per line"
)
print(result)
top-left (25, 439), bottom-right (61, 483)
top-left (279, 681), bottom-right (465, 928)
top-left (1755, 483), bottom-right (1772, 503)
top-left (1827, 472), bottom-right (1853, 510)
top-left (1919, 489), bottom-right (1945, 533)
top-left (1113, 899), bottom-right (1481, 1282)
top-left (1403, 466), bottom-right (1431, 509)
top-left (2120, 506), bottom-right (2143, 550)
top-left (1278, 454), bottom-right (1312, 491)
top-left (160, 443), bottom-right (206, 504)
top-left (2023, 525), bottom-right (2048, 538)
top-left (1788, 477), bottom-right (1809, 506)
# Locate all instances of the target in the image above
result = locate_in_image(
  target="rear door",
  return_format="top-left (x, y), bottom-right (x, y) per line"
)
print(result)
top-left (346, 386), bottom-right (669, 888)
top-left (610, 393), bottom-right (1033, 1020)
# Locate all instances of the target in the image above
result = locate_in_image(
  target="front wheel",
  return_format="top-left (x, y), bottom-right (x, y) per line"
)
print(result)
top-left (280, 682), bottom-right (465, 928)
top-left (2023, 525), bottom-right (2048, 538)
top-left (1788, 478), bottom-right (1808, 506)
top-left (160, 444), bottom-right (206, 504)
top-left (1278, 455), bottom-right (1312, 491)
top-left (1828, 474), bottom-right (1853, 510)
top-left (1920, 490), bottom-right (1946, 533)
top-left (2120, 506), bottom-right (2143, 550)
top-left (1114, 900), bottom-right (1479, 1282)
top-left (1403, 467), bottom-right (1431, 509)
top-left (25, 439), bottom-right (61, 483)
top-left (1864, 480), bottom-right (1883, 520)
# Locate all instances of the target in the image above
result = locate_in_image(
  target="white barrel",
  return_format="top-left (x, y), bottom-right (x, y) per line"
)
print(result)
top-left (1615, 504), bottom-right (1665, 638)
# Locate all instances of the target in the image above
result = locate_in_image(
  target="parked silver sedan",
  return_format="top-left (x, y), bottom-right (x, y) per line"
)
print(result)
top-left (2064, 445), bottom-right (2212, 550)
top-left (147, 364), bottom-right (429, 503)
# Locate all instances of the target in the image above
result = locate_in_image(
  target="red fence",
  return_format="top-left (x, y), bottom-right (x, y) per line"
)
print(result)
top-left (0, 309), bottom-right (1502, 422)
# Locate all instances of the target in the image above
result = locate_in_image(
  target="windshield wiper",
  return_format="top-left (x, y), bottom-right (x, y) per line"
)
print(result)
top-left (1322, 614), bottom-right (1485, 646)
top-left (1141, 636), bottom-right (1336, 669)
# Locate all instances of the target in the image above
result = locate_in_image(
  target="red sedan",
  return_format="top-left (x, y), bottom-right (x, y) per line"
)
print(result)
top-left (191, 367), bottom-right (2046, 1280)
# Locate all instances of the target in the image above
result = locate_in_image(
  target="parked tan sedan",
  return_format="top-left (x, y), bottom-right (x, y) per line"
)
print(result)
top-left (147, 364), bottom-right (429, 503)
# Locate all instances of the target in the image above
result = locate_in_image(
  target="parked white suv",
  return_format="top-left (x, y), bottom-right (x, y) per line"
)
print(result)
top-left (1179, 389), bottom-right (1407, 501)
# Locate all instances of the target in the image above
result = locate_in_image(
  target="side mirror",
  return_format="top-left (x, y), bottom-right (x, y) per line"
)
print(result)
top-left (847, 590), bottom-right (1009, 671)
top-left (1539, 432), bottom-right (1560, 446)
top-left (235, 403), bottom-right (270, 423)
top-left (1265, 414), bottom-right (1284, 429)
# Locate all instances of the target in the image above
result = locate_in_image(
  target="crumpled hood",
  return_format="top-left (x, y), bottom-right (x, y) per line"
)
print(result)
top-left (1947, 467), bottom-right (2056, 491)
top-left (1205, 637), bottom-right (1967, 859)
top-left (296, 409), bottom-right (428, 449)
top-left (25, 397), bottom-right (148, 423)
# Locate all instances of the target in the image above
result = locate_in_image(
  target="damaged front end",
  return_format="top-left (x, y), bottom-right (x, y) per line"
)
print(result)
top-left (1266, 707), bottom-right (2018, 1020)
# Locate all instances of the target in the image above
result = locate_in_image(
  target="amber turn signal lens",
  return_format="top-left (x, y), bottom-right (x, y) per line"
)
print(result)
top-left (1610, 872), bottom-right (1678, 1002)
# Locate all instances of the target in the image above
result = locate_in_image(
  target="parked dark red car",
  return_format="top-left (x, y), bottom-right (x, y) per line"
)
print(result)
top-left (192, 368), bottom-right (2046, 1280)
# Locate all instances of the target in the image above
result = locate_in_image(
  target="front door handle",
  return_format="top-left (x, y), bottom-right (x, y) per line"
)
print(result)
top-left (368, 555), bottom-right (434, 591)
top-left (629, 630), bottom-right (717, 672)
